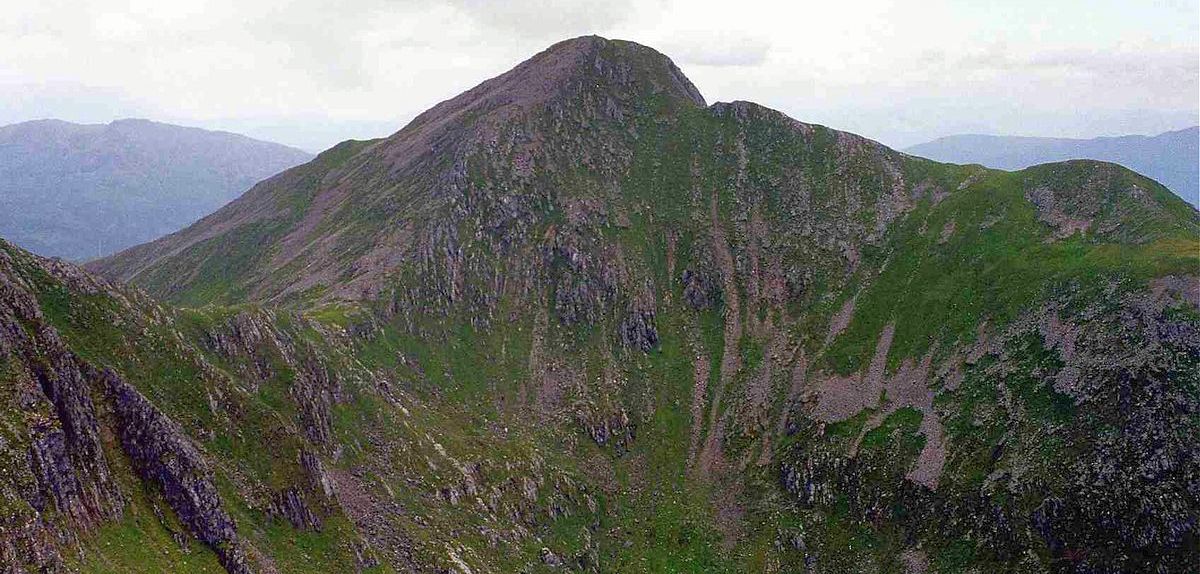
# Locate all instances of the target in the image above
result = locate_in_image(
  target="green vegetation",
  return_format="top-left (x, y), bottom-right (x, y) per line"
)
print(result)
top-left (824, 165), bottom-right (1198, 374)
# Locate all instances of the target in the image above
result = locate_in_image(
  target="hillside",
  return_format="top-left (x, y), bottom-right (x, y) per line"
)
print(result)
top-left (906, 127), bottom-right (1200, 207)
top-left (8, 36), bottom-right (1198, 573)
top-left (0, 119), bottom-right (311, 260)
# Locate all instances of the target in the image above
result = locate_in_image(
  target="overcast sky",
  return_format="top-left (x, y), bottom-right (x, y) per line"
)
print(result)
top-left (3, 0), bottom-right (1197, 151)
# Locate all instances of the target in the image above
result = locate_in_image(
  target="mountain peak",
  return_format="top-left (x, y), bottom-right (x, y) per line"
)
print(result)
top-left (395, 36), bottom-right (704, 142)
top-left (516, 35), bottom-right (705, 107)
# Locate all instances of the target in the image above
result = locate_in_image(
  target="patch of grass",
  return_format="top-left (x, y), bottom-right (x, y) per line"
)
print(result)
top-left (860, 407), bottom-right (924, 453)
top-left (73, 483), bottom-right (225, 574)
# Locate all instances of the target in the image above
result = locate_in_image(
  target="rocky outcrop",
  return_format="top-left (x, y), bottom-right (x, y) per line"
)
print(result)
top-left (0, 243), bottom-right (125, 572)
top-left (202, 311), bottom-right (281, 388)
top-left (1026, 185), bottom-right (1093, 239)
top-left (681, 269), bottom-right (720, 310)
top-left (618, 309), bottom-right (659, 352)
top-left (25, 353), bottom-right (124, 530)
top-left (269, 450), bottom-right (333, 532)
top-left (580, 408), bottom-right (634, 454)
top-left (202, 310), bottom-right (338, 446)
top-left (549, 239), bottom-right (620, 326)
top-left (1022, 160), bottom-right (1192, 243)
top-left (780, 281), bottom-right (1200, 573)
top-left (291, 352), bottom-right (336, 446)
top-left (269, 488), bottom-right (321, 531)
top-left (105, 371), bottom-right (251, 574)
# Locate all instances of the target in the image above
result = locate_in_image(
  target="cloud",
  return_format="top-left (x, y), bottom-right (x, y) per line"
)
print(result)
top-left (0, 82), bottom-right (151, 125)
top-left (241, 0), bottom-right (428, 89)
top-left (448, 0), bottom-right (641, 38)
top-left (660, 33), bottom-right (771, 67)
top-left (936, 44), bottom-right (1197, 75)
top-left (0, 0), bottom-right (1194, 151)
top-left (906, 45), bottom-right (1200, 110)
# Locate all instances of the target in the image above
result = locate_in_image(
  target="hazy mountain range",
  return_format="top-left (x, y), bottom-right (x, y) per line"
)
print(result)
top-left (906, 127), bottom-right (1199, 206)
top-left (2, 37), bottom-right (1197, 574)
top-left (0, 118), bottom-right (311, 260)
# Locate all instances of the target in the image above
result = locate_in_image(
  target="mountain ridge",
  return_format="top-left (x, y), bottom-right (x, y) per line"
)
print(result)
top-left (905, 126), bottom-right (1200, 207)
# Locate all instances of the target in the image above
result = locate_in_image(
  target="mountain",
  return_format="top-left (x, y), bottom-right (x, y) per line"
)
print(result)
top-left (906, 127), bottom-right (1200, 207)
top-left (0, 118), bottom-right (312, 261)
top-left (3, 36), bottom-right (1196, 573)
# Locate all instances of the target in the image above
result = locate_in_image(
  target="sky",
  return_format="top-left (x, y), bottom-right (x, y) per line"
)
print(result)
top-left (2, 0), bottom-right (1197, 152)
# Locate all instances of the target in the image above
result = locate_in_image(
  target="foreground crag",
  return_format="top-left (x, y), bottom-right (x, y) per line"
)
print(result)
top-left (3, 36), bottom-right (1196, 573)
top-left (2, 237), bottom-right (601, 573)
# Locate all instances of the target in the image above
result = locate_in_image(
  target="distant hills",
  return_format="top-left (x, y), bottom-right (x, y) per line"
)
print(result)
top-left (906, 127), bottom-right (1199, 206)
top-left (0, 118), bottom-right (312, 260)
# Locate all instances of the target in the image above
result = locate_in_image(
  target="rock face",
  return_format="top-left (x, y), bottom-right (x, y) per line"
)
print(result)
top-left (1, 241), bottom-right (262, 573)
top-left (681, 269), bottom-right (721, 310)
top-left (0, 243), bottom-right (123, 571)
top-left (618, 309), bottom-right (659, 352)
top-left (200, 309), bottom-right (339, 446)
top-left (0, 238), bottom-right (393, 573)
top-left (106, 371), bottom-right (250, 574)
top-left (25, 352), bottom-right (124, 531)
top-left (9, 36), bottom-right (1200, 573)
top-left (781, 282), bottom-right (1200, 572)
